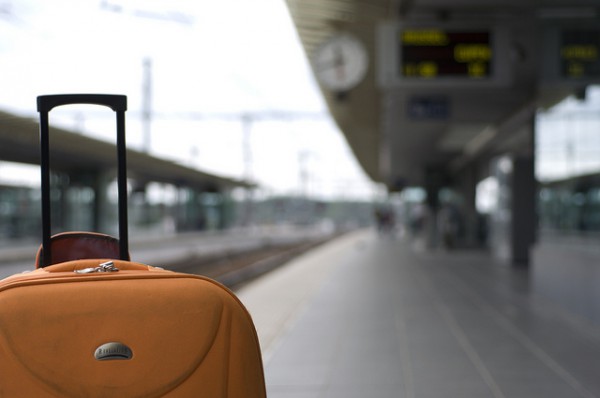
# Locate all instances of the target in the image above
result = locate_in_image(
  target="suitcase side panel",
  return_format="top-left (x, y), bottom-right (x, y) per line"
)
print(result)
top-left (0, 267), bottom-right (266, 397)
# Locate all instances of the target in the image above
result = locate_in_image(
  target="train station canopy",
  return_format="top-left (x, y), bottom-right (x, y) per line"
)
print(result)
top-left (285, 0), bottom-right (600, 188)
top-left (0, 110), bottom-right (253, 192)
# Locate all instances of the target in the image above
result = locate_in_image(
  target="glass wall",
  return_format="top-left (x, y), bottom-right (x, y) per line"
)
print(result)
top-left (536, 86), bottom-right (600, 234)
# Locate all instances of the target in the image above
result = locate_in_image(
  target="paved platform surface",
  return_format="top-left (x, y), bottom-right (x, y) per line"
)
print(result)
top-left (237, 229), bottom-right (600, 398)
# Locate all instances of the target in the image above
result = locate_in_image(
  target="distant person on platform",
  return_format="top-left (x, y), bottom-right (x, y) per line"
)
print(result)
top-left (374, 205), bottom-right (395, 236)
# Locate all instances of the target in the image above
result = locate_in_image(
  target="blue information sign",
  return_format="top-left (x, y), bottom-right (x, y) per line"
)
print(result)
top-left (407, 97), bottom-right (450, 120)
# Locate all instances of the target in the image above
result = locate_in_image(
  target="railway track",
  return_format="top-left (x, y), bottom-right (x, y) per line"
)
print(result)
top-left (165, 236), bottom-right (334, 290)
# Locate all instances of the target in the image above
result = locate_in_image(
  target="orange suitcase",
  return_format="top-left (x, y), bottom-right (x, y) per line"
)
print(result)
top-left (0, 95), bottom-right (266, 397)
top-left (0, 259), bottom-right (266, 397)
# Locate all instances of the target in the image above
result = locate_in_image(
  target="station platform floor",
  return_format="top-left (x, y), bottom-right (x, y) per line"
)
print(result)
top-left (237, 229), bottom-right (600, 398)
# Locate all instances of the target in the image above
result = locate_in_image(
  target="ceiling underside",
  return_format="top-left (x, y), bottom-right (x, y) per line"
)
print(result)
top-left (285, 0), bottom-right (600, 188)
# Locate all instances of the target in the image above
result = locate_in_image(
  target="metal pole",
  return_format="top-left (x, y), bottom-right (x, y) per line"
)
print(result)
top-left (142, 57), bottom-right (152, 152)
top-left (39, 111), bottom-right (52, 266)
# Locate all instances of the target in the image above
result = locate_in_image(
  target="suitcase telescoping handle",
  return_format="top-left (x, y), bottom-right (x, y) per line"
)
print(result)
top-left (37, 94), bottom-right (129, 267)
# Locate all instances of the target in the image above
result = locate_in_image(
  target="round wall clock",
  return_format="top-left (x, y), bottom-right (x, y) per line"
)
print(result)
top-left (312, 33), bottom-right (369, 92)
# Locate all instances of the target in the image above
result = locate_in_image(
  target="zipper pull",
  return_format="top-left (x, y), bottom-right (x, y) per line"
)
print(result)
top-left (75, 261), bottom-right (119, 274)
top-left (99, 261), bottom-right (119, 272)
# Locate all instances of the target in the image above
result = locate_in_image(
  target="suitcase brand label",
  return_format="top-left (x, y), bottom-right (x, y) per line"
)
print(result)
top-left (94, 342), bottom-right (133, 361)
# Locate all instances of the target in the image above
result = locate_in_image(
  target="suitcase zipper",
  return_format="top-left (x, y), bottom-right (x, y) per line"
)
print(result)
top-left (74, 261), bottom-right (120, 274)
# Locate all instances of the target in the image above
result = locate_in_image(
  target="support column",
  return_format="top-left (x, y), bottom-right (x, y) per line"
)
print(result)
top-left (456, 164), bottom-right (480, 248)
top-left (92, 170), bottom-right (116, 235)
top-left (512, 114), bottom-right (537, 266)
top-left (511, 156), bottom-right (536, 266)
top-left (488, 116), bottom-right (537, 266)
top-left (424, 167), bottom-right (445, 248)
top-left (55, 173), bottom-right (69, 234)
top-left (219, 190), bottom-right (235, 230)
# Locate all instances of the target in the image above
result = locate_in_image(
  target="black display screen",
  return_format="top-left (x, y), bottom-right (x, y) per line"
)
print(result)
top-left (399, 29), bottom-right (492, 79)
top-left (560, 30), bottom-right (600, 79)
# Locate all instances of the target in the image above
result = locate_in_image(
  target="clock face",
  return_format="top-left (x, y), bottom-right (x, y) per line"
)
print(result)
top-left (312, 34), bottom-right (369, 92)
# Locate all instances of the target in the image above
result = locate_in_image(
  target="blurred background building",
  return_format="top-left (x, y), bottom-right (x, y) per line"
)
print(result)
top-left (0, 0), bottom-right (599, 267)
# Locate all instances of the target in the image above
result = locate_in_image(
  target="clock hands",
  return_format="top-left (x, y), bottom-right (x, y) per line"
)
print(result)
top-left (334, 45), bottom-right (346, 81)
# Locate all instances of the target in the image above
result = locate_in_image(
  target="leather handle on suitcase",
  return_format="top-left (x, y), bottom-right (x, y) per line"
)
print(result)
top-left (37, 94), bottom-right (129, 267)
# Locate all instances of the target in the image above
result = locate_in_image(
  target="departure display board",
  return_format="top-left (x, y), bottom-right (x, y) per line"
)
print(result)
top-left (560, 30), bottom-right (600, 79)
top-left (399, 29), bottom-right (492, 79)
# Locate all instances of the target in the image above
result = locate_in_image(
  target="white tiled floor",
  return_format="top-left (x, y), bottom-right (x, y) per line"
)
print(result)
top-left (237, 230), bottom-right (600, 398)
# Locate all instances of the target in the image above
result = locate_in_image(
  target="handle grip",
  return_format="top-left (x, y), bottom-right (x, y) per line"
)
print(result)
top-left (37, 94), bottom-right (127, 112)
